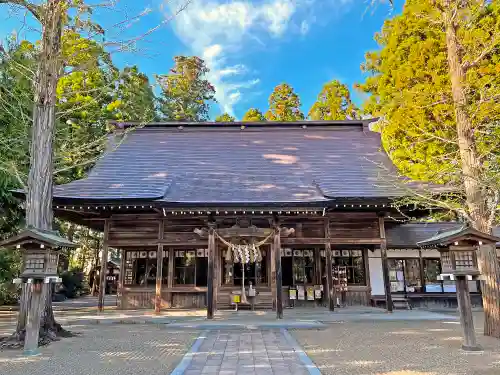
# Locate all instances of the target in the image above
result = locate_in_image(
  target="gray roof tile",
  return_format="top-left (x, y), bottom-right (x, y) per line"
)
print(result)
top-left (52, 122), bottom-right (427, 204)
top-left (387, 222), bottom-right (500, 248)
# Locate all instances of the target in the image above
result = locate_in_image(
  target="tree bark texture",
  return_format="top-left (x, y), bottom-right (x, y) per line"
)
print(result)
top-left (12, 0), bottom-right (66, 346)
top-left (443, 0), bottom-right (500, 338)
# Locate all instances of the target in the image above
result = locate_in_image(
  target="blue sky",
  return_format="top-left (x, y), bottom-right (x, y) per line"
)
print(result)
top-left (0, 0), bottom-right (402, 119)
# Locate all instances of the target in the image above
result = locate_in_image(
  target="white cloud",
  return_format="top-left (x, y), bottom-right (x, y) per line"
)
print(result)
top-left (300, 20), bottom-right (309, 35)
top-left (164, 0), bottom-right (302, 116)
top-left (164, 0), bottom-right (352, 116)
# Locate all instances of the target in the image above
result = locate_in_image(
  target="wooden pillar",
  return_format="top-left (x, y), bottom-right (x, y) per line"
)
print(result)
top-left (378, 215), bottom-right (393, 313)
top-left (213, 241), bottom-right (219, 312)
top-left (155, 245), bottom-right (163, 313)
top-left (118, 249), bottom-right (126, 309)
top-left (155, 220), bottom-right (164, 314)
top-left (207, 223), bottom-right (216, 319)
top-left (324, 219), bottom-right (335, 311)
top-left (273, 217), bottom-right (283, 319)
top-left (418, 250), bottom-right (426, 292)
top-left (168, 248), bottom-right (174, 307)
top-left (270, 230), bottom-right (277, 310)
top-left (315, 247), bottom-right (322, 285)
top-left (456, 276), bottom-right (481, 351)
top-left (24, 282), bottom-right (44, 355)
top-left (98, 220), bottom-right (110, 313)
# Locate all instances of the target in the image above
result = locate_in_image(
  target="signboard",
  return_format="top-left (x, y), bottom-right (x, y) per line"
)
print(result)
top-left (289, 288), bottom-right (297, 300)
top-left (314, 286), bottom-right (322, 299)
top-left (306, 286), bottom-right (314, 300)
top-left (297, 286), bottom-right (305, 300)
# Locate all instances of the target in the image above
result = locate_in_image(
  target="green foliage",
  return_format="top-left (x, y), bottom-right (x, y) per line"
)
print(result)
top-left (309, 80), bottom-right (359, 120)
top-left (357, 0), bottom-right (500, 184)
top-left (60, 270), bottom-right (87, 298)
top-left (0, 250), bottom-right (21, 305)
top-left (0, 34), bottom-right (155, 285)
top-left (242, 108), bottom-right (266, 122)
top-left (157, 56), bottom-right (216, 121)
top-left (109, 66), bottom-right (156, 122)
top-left (265, 83), bottom-right (304, 121)
top-left (215, 113), bottom-right (235, 122)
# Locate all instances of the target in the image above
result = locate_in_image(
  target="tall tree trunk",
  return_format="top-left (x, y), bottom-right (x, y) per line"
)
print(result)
top-left (16, 0), bottom-right (66, 344)
top-left (443, 0), bottom-right (500, 338)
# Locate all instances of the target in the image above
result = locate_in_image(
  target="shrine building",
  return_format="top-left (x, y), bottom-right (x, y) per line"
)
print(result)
top-left (43, 120), bottom-right (500, 312)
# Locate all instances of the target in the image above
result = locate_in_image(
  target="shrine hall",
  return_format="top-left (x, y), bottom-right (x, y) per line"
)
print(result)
top-left (38, 120), bottom-right (500, 313)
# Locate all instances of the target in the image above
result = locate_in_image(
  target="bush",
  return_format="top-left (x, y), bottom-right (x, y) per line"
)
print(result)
top-left (60, 270), bottom-right (87, 298)
top-left (0, 283), bottom-right (19, 305)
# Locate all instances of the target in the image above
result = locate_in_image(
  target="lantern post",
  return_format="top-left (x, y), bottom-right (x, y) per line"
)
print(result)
top-left (418, 226), bottom-right (500, 352)
top-left (1, 228), bottom-right (75, 355)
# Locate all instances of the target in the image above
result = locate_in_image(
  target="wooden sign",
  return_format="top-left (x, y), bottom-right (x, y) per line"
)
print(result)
top-left (314, 286), bottom-right (322, 299)
top-left (306, 286), bottom-right (314, 300)
top-left (297, 286), bottom-right (305, 300)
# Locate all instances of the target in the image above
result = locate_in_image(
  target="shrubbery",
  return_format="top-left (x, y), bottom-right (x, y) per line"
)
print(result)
top-left (59, 270), bottom-right (89, 298)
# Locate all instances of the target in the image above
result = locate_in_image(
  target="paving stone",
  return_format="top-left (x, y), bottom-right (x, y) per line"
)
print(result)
top-left (181, 329), bottom-right (312, 375)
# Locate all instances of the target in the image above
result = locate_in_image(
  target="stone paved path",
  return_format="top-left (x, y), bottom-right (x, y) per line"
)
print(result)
top-left (180, 329), bottom-right (314, 375)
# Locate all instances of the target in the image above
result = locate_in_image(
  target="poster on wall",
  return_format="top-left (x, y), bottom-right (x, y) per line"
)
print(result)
top-left (297, 286), bottom-right (305, 300)
top-left (306, 286), bottom-right (314, 300)
top-left (314, 286), bottom-right (322, 299)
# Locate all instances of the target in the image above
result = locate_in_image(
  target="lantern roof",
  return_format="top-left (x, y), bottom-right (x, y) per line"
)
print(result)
top-left (417, 225), bottom-right (500, 248)
top-left (0, 227), bottom-right (76, 249)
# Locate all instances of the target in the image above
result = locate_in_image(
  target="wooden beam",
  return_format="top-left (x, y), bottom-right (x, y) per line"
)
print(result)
top-left (378, 215), bottom-right (393, 313)
top-left (273, 217), bottom-right (283, 319)
top-left (282, 238), bottom-right (382, 245)
top-left (98, 219), bottom-right (110, 312)
top-left (207, 222), bottom-right (216, 319)
top-left (324, 219), bottom-right (335, 311)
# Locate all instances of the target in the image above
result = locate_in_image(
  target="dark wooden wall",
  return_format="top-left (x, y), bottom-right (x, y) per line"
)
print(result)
top-left (110, 212), bottom-right (382, 309)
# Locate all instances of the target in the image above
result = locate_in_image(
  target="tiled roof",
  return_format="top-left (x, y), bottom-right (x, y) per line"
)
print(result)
top-left (387, 222), bottom-right (500, 248)
top-left (51, 121), bottom-right (429, 205)
top-left (0, 227), bottom-right (76, 249)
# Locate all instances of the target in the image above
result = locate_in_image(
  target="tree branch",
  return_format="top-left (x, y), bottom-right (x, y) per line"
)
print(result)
top-left (0, 0), bottom-right (41, 21)
top-left (462, 36), bottom-right (499, 72)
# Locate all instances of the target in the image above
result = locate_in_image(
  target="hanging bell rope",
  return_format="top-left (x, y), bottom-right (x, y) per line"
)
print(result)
top-left (214, 230), bottom-right (275, 264)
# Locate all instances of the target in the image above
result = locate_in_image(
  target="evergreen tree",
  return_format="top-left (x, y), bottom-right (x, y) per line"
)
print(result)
top-left (157, 56), bottom-right (216, 121)
top-left (215, 113), bottom-right (235, 122)
top-left (309, 80), bottom-right (359, 120)
top-left (265, 83), bottom-right (304, 121)
top-left (359, 0), bottom-right (500, 337)
top-left (242, 108), bottom-right (266, 122)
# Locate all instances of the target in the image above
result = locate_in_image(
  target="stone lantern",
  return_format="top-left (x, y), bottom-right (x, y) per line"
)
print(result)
top-left (0, 227), bottom-right (75, 355)
top-left (418, 225), bottom-right (500, 351)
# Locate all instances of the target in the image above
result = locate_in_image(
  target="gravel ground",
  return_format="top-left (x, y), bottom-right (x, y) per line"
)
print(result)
top-left (292, 314), bottom-right (500, 375)
top-left (0, 325), bottom-right (198, 375)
